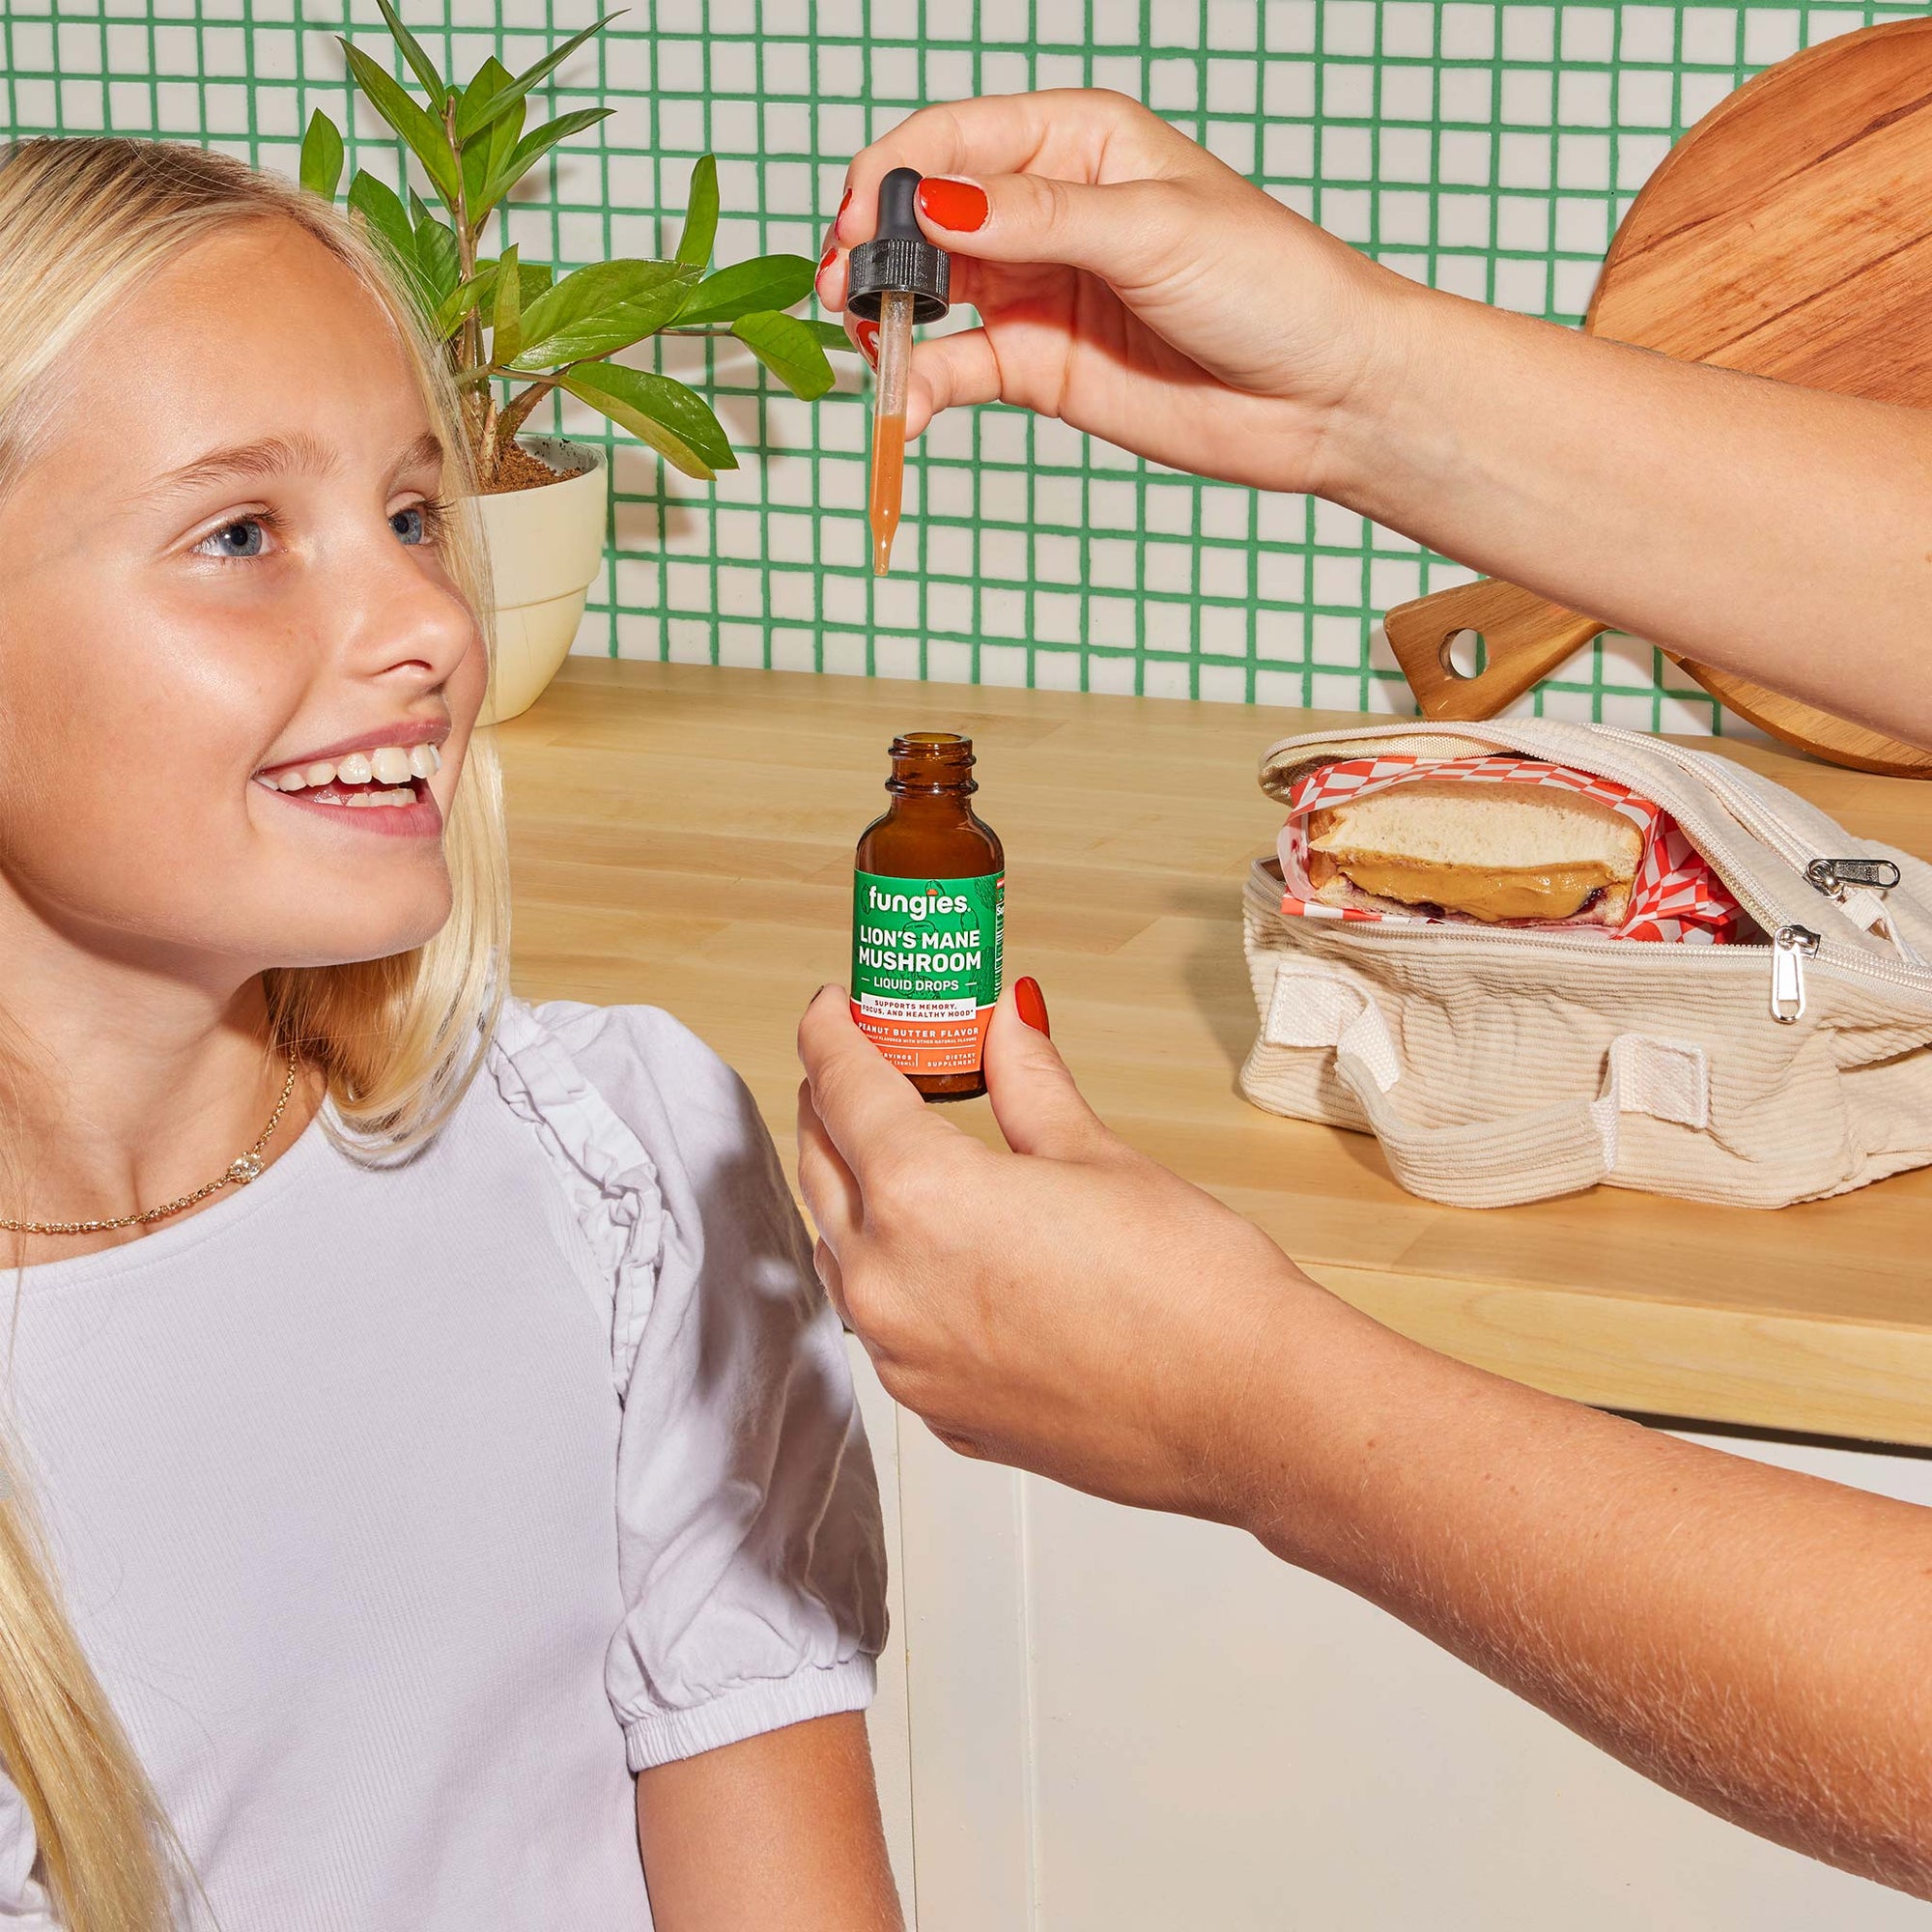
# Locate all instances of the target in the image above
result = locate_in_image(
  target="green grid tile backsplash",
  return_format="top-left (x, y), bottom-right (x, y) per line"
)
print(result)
top-left (4, 0), bottom-right (1918, 730)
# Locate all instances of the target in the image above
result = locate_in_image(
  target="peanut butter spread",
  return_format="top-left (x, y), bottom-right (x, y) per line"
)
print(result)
top-left (1307, 847), bottom-right (1622, 922)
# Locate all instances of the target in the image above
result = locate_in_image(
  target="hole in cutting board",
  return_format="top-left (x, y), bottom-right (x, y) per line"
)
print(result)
top-left (1440, 628), bottom-right (1488, 680)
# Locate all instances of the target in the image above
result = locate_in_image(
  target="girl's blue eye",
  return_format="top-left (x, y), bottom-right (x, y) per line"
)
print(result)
top-left (391, 506), bottom-right (426, 545)
top-left (201, 519), bottom-right (267, 558)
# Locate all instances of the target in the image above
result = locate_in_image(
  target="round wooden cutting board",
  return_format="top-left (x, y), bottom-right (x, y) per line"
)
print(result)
top-left (1381, 15), bottom-right (1932, 776)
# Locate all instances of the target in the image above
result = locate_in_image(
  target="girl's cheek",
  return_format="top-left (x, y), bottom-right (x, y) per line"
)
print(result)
top-left (451, 621), bottom-right (491, 724)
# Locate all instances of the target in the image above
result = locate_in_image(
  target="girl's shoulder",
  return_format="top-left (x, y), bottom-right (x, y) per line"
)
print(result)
top-left (480, 996), bottom-right (801, 1392)
top-left (484, 994), bottom-right (759, 1160)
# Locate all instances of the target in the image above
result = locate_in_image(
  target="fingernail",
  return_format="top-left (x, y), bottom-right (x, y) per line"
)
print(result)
top-left (833, 185), bottom-right (852, 240)
top-left (855, 318), bottom-right (879, 368)
top-left (1014, 977), bottom-right (1050, 1037)
top-left (917, 176), bottom-right (989, 233)
top-left (818, 239), bottom-right (838, 275)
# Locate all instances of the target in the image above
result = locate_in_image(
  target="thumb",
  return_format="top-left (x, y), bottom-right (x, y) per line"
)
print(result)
top-left (913, 171), bottom-right (1188, 288)
top-left (981, 980), bottom-right (1114, 1162)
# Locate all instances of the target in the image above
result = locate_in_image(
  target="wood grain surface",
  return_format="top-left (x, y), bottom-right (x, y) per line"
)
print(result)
top-left (500, 659), bottom-right (1932, 1446)
top-left (1383, 15), bottom-right (1932, 776)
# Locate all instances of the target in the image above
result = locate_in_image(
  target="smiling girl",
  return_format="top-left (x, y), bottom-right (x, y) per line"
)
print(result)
top-left (0, 138), bottom-right (897, 1932)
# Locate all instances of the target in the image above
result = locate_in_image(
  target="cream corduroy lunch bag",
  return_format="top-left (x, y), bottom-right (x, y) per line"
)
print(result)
top-left (1239, 718), bottom-right (1932, 1209)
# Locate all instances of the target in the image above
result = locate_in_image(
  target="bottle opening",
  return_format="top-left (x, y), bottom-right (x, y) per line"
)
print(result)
top-left (887, 731), bottom-right (976, 793)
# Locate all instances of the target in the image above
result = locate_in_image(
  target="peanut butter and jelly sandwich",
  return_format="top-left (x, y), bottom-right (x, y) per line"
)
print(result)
top-left (1304, 781), bottom-right (1644, 924)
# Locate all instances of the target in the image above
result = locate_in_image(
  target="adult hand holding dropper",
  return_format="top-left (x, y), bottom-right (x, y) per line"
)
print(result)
top-left (815, 89), bottom-right (1932, 746)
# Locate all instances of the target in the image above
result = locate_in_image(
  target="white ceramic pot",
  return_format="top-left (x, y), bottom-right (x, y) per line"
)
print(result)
top-left (472, 435), bottom-right (609, 724)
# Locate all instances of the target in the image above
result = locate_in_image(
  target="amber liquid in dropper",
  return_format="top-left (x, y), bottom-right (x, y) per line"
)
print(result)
top-left (868, 412), bottom-right (905, 577)
top-left (868, 289), bottom-right (914, 576)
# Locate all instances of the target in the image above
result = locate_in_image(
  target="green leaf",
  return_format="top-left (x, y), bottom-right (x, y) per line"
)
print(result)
top-left (434, 269), bottom-right (493, 340)
top-left (510, 258), bottom-right (698, 369)
top-left (557, 363), bottom-right (735, 480)
top-left (456, 55), bottom-right (513, 128)
top-left (453, 12), bottom-right (621, 142)
top-left (675, 154), bottom-right (718, 269)
top-left (339, 37), bottom-right (462, 209)
top-left (410, 194), bottom-right (461, 303)
top-left (672, 253), bottom-right (816, 327)
top-left (299, 110), bottom-right (344, 199)
top-left (730, 310), bottom-right (836, 401)
top-left (373, 0), bottom-right (448, 105)
top-left (457, 57), bottom-right (517, 217)
top-left (802, 318), bottom-right (857, 350)
top-left (490, 243), bottom-right (524, 365)
top-left (433, 259), bottom-right (553, 345)
top-left (484, 106), bottom-right (611, 210)
top-left (347, 169), bottom-right (417, 272)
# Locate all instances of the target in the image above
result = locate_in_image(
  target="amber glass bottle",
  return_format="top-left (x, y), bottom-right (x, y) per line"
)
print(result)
top-left (851, 732), bottom-right (1005, 1101)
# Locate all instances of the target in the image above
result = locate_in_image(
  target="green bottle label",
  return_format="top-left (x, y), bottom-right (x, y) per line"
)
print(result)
top-left (851, 870), bottom-right (1005, 1075)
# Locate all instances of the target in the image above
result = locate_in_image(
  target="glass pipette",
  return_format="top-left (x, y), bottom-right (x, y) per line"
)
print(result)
top-left (867, 290), bottom-right (913, 575)
top-left (845, 168), bottom-right (951, 578)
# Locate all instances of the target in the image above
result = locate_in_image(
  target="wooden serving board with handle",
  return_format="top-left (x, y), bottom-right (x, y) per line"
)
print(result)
top-left (1381, 16), bottom-right (1932, 777)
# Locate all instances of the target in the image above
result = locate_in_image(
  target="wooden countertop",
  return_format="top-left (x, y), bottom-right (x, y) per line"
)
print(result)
top-left (498, 658), bottom-right (1932, 1448)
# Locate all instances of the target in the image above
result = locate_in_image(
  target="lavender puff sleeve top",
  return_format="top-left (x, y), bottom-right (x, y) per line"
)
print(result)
top-left (0, 998), bottom-right (886, 1929)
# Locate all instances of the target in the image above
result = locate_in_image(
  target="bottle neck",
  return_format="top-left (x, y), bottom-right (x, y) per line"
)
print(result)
top-left (887, 769), bottom-right (977, 799)
top-left (883, 786), bottom-right (975, 830)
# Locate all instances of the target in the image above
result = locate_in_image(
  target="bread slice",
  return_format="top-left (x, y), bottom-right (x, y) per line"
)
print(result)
top-left (1304, 781), bottom-right (1643, 924)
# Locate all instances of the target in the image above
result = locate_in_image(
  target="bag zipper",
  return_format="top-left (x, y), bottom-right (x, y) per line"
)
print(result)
top-left (1547, 724), bottom-right (1924, 974)
top-left (1770, 924), bottom-right (1820, 1024)
top-left (1588, 725), bottom-right (1915, 935)
top-left (1805, 856), bottom-right (1901, 895)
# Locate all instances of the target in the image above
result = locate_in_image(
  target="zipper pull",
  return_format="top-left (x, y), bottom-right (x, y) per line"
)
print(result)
top-left (1805, 857), bottom-right (1902, 898)
top-left (1771, 924), bottom-right (1820, 1024)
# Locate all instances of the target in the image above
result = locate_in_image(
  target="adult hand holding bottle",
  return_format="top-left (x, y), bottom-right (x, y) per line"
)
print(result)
top-left (797, 980), bottom-right (1932, 1899)
top-left (815, 90), bottom-right (1932, 746)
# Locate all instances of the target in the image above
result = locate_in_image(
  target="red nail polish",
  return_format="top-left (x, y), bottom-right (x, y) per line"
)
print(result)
top-left (855, 318), bottom-right (879, 368)
top-left (834, 185), bottom-right (852, 239)
top-left (1014, 977), bottom-right (1050, 1037)
top-left (819, 240), bottom-right (838, 271)
top-left (917, 176), bottom-right (989, 232)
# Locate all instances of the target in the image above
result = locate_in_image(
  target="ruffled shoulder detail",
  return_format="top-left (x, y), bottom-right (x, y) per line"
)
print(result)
top-left (484, 996), bottom-right (668, 1394)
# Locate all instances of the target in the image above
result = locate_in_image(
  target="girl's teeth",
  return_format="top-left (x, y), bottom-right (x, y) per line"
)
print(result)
top-left (254, 743), bottom-right (440, 793)
top-left (321, 786), bottom-right (415, 809)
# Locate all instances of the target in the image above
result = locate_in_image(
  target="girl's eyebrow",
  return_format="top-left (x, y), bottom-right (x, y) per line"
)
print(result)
top-left (141, 428), bottom-right (442, 501)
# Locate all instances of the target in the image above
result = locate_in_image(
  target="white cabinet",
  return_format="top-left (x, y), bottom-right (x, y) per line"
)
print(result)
top-left (851, 1338), bottom-right (1932, 1930)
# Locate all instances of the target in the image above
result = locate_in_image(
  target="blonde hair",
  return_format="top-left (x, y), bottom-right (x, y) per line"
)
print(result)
top-left (0, 137), bottom-right (513, 1927)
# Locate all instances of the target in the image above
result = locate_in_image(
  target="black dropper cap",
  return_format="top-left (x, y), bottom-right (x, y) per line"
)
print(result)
top-left (845, 167), bottom-right (952, 324)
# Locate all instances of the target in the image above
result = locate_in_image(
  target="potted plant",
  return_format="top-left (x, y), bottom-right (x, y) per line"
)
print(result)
top-left (300, 3), bottom-right (845, 721)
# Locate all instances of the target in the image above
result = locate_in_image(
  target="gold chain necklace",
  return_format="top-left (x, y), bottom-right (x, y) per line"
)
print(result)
top-left (0, 1044), bottom-right (302, 1237)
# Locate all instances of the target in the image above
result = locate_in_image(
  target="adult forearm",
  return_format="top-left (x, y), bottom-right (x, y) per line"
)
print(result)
top-left (1231, 1276), bottom-right (1932, 1895)
top-left (1322, 276), bottom-right (1932, 745)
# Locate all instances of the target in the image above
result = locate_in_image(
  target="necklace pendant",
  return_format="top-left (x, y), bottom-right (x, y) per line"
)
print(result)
top-left (227, 1152), bottom-right (264, 1186)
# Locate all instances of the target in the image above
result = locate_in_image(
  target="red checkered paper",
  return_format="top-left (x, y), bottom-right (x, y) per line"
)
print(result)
top-left (1276, 753), bottom-right (1743, 945)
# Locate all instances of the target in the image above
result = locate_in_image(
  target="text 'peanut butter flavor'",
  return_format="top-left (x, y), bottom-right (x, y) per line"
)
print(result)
top-left (851, 732), bottom-right (1004, 1101)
